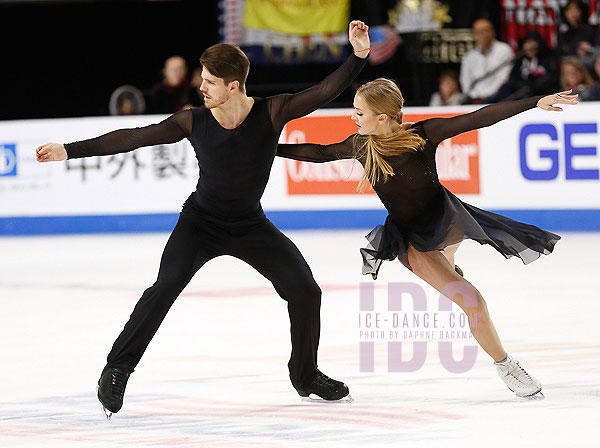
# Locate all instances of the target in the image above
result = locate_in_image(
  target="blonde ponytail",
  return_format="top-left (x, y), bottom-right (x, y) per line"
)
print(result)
top-left (353, 79), bottom-right (425, 191)
top-left (354, 129), bottom-right (425, 191)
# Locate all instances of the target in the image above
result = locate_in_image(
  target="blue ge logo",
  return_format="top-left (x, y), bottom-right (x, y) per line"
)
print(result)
top-left (0, 144), bottom-right (17, 177)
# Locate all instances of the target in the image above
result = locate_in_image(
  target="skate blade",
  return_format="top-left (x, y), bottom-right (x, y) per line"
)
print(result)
top-left (97, 386), bottom-right (113, 420)
top-left (515, 388), bottom-right (544, 400)
top-left (301, 394), bottom-right (354, 403)
top-left (522, 390), bottom-right (544, 400)
top-left (101, 404), bottom-right (113, 420)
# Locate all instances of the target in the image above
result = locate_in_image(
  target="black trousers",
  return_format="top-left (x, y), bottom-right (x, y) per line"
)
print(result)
top-left (104, 203), bottom-right (321, 388)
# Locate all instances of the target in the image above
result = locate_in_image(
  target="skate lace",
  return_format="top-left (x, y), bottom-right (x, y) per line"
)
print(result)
top-left (110, 370), bottom-right (128, 399)
top-left (314, 370), bottom-right (335, 387)
top-left (510, 360), bottom-right (531, 381)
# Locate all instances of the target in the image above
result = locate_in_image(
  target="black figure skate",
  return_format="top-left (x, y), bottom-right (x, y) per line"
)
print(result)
top-left (97, 367), bottom-right (131, 419)
top-left (295, 369), bottom-right (353, 403)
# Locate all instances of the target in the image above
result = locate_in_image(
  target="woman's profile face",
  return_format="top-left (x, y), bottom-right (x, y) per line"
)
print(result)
top-left (351, 94), bottom-right (381, 135)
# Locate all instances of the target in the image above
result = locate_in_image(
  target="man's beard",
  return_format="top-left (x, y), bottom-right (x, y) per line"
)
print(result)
top-left (203, 94), bottom-right (226, 109)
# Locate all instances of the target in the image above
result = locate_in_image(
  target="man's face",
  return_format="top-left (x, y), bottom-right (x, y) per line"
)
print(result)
top-left (200, 68), bottom-right (232, 109)
top-left (473, 19), bottom-right (495, 50)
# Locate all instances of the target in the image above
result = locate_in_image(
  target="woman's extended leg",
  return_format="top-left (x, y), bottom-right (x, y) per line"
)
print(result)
top-left (406, 244), bottom-right (506, 362)
top-left (405, 244), bottom-right (542, 397)
top-left (440, 242), bottom-right (460, 267)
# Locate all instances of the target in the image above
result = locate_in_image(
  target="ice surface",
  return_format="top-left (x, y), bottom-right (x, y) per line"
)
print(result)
top-left (1, 230), bottom-right (598, 447)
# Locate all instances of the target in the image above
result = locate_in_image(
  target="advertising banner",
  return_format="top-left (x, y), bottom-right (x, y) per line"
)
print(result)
top-left (278, 103), bottom-right (600, 210)
top-left (1, 102), bottom-right (598, 234)
top-left (282, 109), bottom-right (480, 198)
top-left (0, 116), bottom-right (198, 218)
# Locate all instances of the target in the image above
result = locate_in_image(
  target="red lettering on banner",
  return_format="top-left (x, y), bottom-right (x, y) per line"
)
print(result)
top-left (433, 133), bottom-right (480, 194)
top-left (285, 115), bottom-right (374, 195)
top-left (284, 112), bottom-right (479, 195)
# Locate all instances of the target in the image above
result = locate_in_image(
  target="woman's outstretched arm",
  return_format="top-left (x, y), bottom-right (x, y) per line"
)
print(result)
top-left (276, 135), bottom-right (357, 163)
top-left (420, 90), bottom-right (578, 146)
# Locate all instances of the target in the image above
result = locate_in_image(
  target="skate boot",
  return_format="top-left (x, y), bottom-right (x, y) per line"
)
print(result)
top-left (97, 367), bottom-right (131, 418)
top-left (295, 369), bottom-right (351, 402)
top-left (494, 355), bottom-right (542, 398)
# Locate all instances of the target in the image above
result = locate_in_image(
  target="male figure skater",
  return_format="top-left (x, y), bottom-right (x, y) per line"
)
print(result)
top-left (36, 21), bottom-right (371, 417)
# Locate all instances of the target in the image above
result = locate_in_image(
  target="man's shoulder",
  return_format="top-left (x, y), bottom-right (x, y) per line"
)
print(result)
top-left (464, 45), bottom-right (478, 56)
top-left (462, 47), bottom-right (479, 62)
top-left (493, 40), bottom-right (514, 55)
top-left (185, 106), bottom-right (208, 131)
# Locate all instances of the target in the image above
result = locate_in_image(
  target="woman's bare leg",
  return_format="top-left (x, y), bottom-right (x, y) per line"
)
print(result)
top-left (406, 244), bottom-right (507, 362)
top-left (440, 242), bottom-right (460, 267)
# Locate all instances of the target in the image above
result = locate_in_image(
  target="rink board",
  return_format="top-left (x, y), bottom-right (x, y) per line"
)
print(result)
top-left (1, 103), bottom-right (599, 234)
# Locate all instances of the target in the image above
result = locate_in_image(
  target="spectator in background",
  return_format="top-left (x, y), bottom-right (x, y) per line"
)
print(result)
top-left (579, 52), bottom-right (600, 100)
top-left (459, 18), bottom-right (514, 104)
top-left (149, 56), bottom-right (193, 113)
top-left (560, 57), bottom-right (595, 96)
top-left (490, 31), bottom-right (559, 102)
top-left (429, 69), bottom-right (465, 106)
top-left (558, 0), bottom-right (596, 59)
top-left (108, 85), bottom-right (146, 116)
top-left (188, 67), bottom-right (205, 107)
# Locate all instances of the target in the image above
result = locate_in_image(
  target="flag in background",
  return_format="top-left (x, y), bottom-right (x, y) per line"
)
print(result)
top-left (243, 0), bottom-right (348, 34)
top-left (219, 0), bottom-right (351, 64)
top-left (501, 0), bottom-right (600, 52)
top-left (368, 25), bottom-right (402, 65)
top-left (589, 0), bottom-right (599, 25)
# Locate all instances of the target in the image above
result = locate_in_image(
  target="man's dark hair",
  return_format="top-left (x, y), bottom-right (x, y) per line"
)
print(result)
top-left (200, 43), bottom-right (250, 93)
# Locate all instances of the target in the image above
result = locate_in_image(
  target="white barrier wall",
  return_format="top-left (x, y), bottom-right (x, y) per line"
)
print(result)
top-left (0, 116), bottom-right (199, 216)
top-left (1, 103), bottom-right (598, 234)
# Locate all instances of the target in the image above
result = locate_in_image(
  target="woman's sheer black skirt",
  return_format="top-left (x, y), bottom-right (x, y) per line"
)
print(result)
top-left (360, 187), bottom-right (561, 279)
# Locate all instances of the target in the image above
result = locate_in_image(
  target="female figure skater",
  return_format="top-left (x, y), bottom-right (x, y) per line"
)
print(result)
top-left (277, 79), bottom-right (578, 398)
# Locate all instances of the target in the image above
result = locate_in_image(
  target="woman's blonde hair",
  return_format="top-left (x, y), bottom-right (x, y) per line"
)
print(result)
top-left (560, 57), bottom-right (594, 90)
top-left (353, 78), bottom-right (425, 191)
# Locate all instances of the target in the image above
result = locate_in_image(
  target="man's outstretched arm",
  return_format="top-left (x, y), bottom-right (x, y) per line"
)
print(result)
top-left (36, 109), bottom-right (192, 162)
top-left (268, 20), bottom-right (371, 131)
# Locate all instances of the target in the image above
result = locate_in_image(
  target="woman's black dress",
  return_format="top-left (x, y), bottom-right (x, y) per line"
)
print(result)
top-left (277, 96), bottom-right (560, 279)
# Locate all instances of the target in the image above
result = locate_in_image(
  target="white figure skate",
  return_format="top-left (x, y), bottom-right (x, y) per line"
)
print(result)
top-left (495, 354), bottom-right (543, 398)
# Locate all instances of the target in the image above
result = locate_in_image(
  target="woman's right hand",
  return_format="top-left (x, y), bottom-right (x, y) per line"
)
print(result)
top-left (36, 143), bottom-right (67, 162)
top-left (536, 89), bottom-right (579, 111)
top-left (349, 20), bottom-right (370, 58)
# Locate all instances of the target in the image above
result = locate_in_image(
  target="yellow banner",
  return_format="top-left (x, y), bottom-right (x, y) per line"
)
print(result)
top-left (243, 0), bottom-right (350, 34)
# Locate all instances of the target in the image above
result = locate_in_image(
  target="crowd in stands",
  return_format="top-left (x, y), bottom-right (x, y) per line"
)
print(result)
top-left (108, 0), bottom-right (600, 117)
top-left (109, 55), bottom-right (204, 116)
top-left (430, 0), bottom-right (600, 107)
